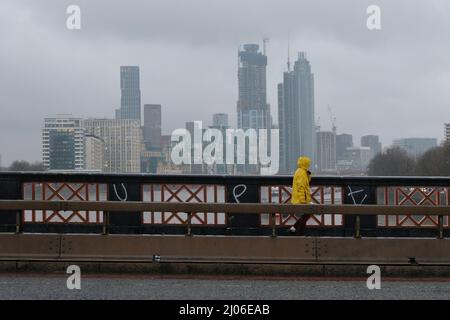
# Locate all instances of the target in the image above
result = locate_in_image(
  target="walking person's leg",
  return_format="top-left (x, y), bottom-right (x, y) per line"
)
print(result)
top-left (294, 214), bottom-right (311, 236)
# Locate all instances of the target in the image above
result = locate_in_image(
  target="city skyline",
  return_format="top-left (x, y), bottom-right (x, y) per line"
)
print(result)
top-left (1, 1), bottom-right (449, 165)
top-left (3, 57), bottom-right (445, 168)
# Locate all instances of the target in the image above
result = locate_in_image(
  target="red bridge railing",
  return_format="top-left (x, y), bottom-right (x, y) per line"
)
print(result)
top-left (0, 172), bottom-right (449, 237)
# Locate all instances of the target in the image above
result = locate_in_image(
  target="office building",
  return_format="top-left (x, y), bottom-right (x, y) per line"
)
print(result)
top-left (210, 114), bottom-right (233, 174)
top-left (84, 134), bottom-right (105, 171)
top-left (344, 146), bottom-right (372, 172)
top-left (236, 43), bottom-right (272, 174)
top-left (117, 66), bottom-right (141, 121)
top-left (82, 119), bottom-right (143, 173)
top-left (336, 134), bottom-right (353, 160)
top-left (445, 123), bottom-right (450, 144)
top-left (160, 135), bottom-right (172, 152)
top-left (393, 138), bottom-right (438, 158)
top-left (42, 117), bottom-right (85, 171)
top-left (361, 135), bottom-right (382, 159)
top-left (278, 52), bottom-right (315, 173)
top-left (185, 121), bottom-right (204, 174)
top-left (143, 104), bottom-right (162, 151)
top-left (141, 150), bottom-right (163, 174)
top-left (156, 134), bottom-right (184, 174)
top-left (316, 131), bottom-right (336, 172)
top-left (237, 44), bottom-right (270, 130)
top-left (212, 113), bottom-right (229, 129)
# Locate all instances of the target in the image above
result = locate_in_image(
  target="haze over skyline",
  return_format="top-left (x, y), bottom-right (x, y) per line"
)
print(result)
top-left (1, 0), bottom-right (450, 166)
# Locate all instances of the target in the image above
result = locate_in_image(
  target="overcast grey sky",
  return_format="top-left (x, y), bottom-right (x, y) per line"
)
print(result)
top-left (1, 0), bottom-right (450, 166)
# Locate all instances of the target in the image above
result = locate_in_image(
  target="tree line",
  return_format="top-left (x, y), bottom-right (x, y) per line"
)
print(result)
top-left (2, 147), bottom-right (449, 176)
top-left (1, 160), bottom-right (44, 172)
top-left (367, 144), bottom-right (450, 176)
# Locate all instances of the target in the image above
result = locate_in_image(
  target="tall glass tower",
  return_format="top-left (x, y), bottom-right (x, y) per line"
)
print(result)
top-left (278, 52), bottom-right (315, 174)
top-left (118, 66), bottom-right (141, 121)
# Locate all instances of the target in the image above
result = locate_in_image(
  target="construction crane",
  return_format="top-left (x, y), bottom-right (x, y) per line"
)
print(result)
top-left (263, 38), bottom-right (270, 55)
top-left (328, 105), bottom-right (337, 133)
top-left (315, 116), bottom-right (321, 132)
top-left (287, 32), bottom-right (291, 71)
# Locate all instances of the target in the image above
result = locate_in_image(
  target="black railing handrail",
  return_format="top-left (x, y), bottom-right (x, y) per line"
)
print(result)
top-left (0, 200), bottom-right (447, 238)
top-left (1, 200), bottom-right (449, 215)
top-left (2, 172), bottom-right (450, 186)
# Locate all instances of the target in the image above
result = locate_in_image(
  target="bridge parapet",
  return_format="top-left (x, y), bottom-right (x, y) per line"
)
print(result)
top-left (0, 172), bottom-right (449, 238)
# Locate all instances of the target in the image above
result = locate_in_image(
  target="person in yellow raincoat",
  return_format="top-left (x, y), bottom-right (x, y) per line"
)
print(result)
top-left (289, 156), bottom-right (312, 235)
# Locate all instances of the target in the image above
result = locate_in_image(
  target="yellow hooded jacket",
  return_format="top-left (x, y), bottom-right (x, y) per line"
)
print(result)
top-left (291, 157), bottom-right (312, 204)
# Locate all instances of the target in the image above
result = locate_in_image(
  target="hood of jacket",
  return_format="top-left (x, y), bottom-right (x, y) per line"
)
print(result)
top-left (297, 156), bottom-right (311, 170)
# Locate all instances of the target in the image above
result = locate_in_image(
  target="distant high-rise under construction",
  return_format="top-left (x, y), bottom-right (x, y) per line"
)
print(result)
top-left (237, 44), bottom-right (271, 130)
top-left (236, 44), bottom-right (271, 174)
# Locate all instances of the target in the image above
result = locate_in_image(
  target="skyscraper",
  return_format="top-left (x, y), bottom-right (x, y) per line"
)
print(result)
top-left (118, 66), bottom-right (141, 121)
top-left (278, 52), bottom-right (315, 174)
top-left (237, 44), bottom-right (270, 130)
top-left (236, 44), bottom-right (271, 174)
top-left (143, 104), bottom-right (162, 151)
top-left (42, 117), bottom-right (85, 171)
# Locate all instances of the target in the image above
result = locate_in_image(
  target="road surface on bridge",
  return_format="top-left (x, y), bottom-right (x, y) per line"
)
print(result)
top-left (0, 274), bottom-right (449, 299)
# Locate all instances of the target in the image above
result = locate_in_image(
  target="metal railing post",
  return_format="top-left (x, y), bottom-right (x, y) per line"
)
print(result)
top-left (271, 213), bottom-right (277, 237)
top-left (438, 215), bottom-right (444, 239)
top-left (355, 215), bottom-right (361, 239)
top-left (102, 211), bottom-right (109, 235)
top-left (343, 184), bottom-right (376, 238)
top-left (15, 211), bottom-right (22, 234)
top-left (0, 175), bottom-right (21, 234)
top-left (186, 212), bottom-right (192, 236)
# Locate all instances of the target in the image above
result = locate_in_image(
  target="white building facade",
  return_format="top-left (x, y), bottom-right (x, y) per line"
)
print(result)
top-left (82, 119), bottom-right (143, 173)
top-left (84, 134), bottom-right (105, 171)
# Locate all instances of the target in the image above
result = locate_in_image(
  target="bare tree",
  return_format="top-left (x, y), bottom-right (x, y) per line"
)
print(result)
top-left (9, 161), bottom-right (44, 172)
top-left (367, 147), bottom-right (416, 176)
top-left (416, 144), bottom-right (450, 176)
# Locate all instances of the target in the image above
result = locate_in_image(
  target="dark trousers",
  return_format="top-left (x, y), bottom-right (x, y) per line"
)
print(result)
top-left (294, 214), bottom-right (311, 236)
